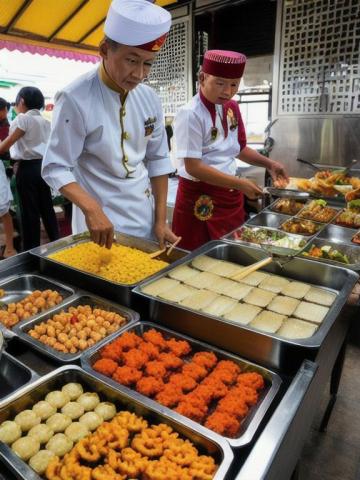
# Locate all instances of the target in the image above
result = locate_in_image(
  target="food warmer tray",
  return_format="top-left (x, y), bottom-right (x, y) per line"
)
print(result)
top-left (246, 212), bottom-right (291, 229)
top-left (30, 232), bottom-right (188, 308)
top-left (133, 241), bottom-right (358, 373)
top-left (300, 237), bottom-right (360, 270)
top-left (13, 293), bottom-right (139, 363)
top-left (0, 352), bottom-right (38, 404)
top-left (0, 274), bottom-right (76, 339)
top-left (318, 223), bottom-right (359, 245)
top-left (0, 365), bottom-right (233, 480)
top-left (81, 321), bottom-right (281, 448)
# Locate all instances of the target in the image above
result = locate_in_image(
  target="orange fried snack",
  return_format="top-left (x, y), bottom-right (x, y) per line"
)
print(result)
top-left (176, 397), bottom-right (208, 423)
top-left (169, 373), bottom-right (197, 393)
top-left (112, 411), bottom-right (148, 433)
top-left (166, 338), bottom-right (191, 357)
top-left (93, 358), bottom-right (118, 377)
top-left (136, 376), bottom-right (165, 397)
top-left (217, 394), bottom-right (249, 419)
top-left (143, 329), bottom-right (167, 350)
top-left (122, 348), bottom-right (149, 369)
top-left (155, 385), bottom-right (184, 408)
top-left (100, 339), bottom-right (122, 362)
top-left (145, 360), bottom-right (167, 378)
top-left (117, 331), bottom-right (142, 351)
top-left (182, 362), bottom-right (208, 382)
top-left (138, 341), bottom-right (160, 360)
top-left (205, 411), bottom-right (240, 438)
top-left (158, 352), bottom-right (184, 370)
top-left (236, 372), bottom-right (265, 390)
top-left (192, 351), bottom-right (218, 370)
top-left (112, 365), bottom-right (142, 386)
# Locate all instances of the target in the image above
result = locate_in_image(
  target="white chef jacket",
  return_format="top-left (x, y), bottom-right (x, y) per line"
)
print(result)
top-left (10, 110), bottom-right (50, 160)
top-left (42, 65), bottom-right (173, 238)
top-left (0, 161), bottom-right (12, 216)
top-left (175, 93), bottom-right (246, 180)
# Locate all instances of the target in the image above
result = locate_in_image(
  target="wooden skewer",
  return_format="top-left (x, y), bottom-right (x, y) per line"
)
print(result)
top-left (148, 247), bottom-right (167, 259)
top-left (231, 257), bottom-right (273, 281)
top-left (166, 237), bottom-right (182, 256)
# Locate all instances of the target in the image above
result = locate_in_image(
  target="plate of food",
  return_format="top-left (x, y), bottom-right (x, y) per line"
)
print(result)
top-left (297, 199), bottom-right (339, 223)
top-left (333, 200), bottom-right (360, 229)
top-left (280, 218), bottom-right (324, 236)
top-left (269, 198), bottom-right (307, 215)
top-left (302, 244), bottom-right (350, 264)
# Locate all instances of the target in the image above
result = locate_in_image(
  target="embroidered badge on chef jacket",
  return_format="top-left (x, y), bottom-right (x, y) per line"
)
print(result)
top-left (210, 126), bottom-right (218, 141)
top-left (194, 195), bottom-right (214, 221)
top-left (144, 116), bottom-right (156, 136)
top-left (227, 108), bottom-right (238, 131)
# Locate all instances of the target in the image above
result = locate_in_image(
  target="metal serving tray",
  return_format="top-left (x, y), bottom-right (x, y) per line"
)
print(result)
top-left (247, 212), bottom-right (290, 229)
top-left (222, 225), bottom-right (310, 256)
top-left (30, 232), bottom-right (188, 307)
top-left (133, 241), bottom-right (358, 373)
top-left (301, 238), bottom-right (360, 270)
top-left (317, 224), bottom-right (359, 245)
top-left (280, 216), bottom-right (325, 236)
top-left (0, 365), bottom-right (233, 480)
top-left (0, 274), bottom-right (75, 339)
top-left (82, 321), bottom-right (281, 448)
top-left (266, 197), bottom-right (308, 215)
top-left (13, 293), bottom-right (139, 363)
top-left (0, 352), bottom-right (38, 404)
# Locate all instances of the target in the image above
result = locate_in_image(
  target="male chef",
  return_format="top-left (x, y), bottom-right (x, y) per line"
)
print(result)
top-left (42, 0), bottom-right (178, 249)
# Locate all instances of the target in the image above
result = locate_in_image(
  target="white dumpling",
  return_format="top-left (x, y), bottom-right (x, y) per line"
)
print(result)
top-left (77, 392), bottom-right (100, 411)
top-left (46, 413), bottom-right (72, 433)
top-left (79, 412), bottom-right (103, 431)
top-left (28, 424), bottom-right (54, 444)
top-left (0, 421), bottom-right (22, 444)
top-left (12, 436), bottom-right (40, 461)
top-left (65, 422), bottom-right (89, 442)
top-left (14, 410), bottom-right (41, 432)
top-left (61, 402), bottom-right (84, 420)
top-left (32, 401), bottom-right (56, 420)
top-left (94, 402), bottom-right (117, 421)
top-left (45, 391), bottom-right (70, 409)
top-left (29, 449), bottom-right (55, 475)
top-left (61, 383), bottom-right (83, 401)
top-left (46, 433), bottom-right (73, 457)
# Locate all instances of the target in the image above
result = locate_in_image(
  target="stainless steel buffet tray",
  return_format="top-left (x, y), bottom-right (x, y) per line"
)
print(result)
top-left (0, 274), bottom-right (76, 339)
top-left (247, 211), bottom-right (290, 229)
top-left (0, 365), bottom-right (233, 480)
top-left (30, 232), bottom-right (188, 307)
top-left (0, 352), bottom-right (38, 404)
top-left (81, 321), bottom-right (281, 448)
top-left (301, 238), bottom-right (360, 269)
top-left (133, 241), bottom-right (359, 373)
top-left (318, 223), bottom-right (359, 245)
top-left (13, 293), bottom-right (139, 363)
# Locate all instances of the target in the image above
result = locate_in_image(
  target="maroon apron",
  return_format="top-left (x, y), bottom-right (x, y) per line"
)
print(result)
top-left (172, 177), bottom-right (245, 251)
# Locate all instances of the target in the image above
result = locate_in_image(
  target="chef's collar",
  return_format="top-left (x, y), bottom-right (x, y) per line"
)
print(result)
top-left (99, 62), bottom-right (128, 102)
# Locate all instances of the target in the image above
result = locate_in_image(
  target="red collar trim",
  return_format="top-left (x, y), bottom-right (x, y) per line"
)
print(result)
top-left (199, 89), bottom-right (231, 138)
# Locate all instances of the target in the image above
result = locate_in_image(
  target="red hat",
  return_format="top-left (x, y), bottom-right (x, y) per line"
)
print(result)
top-left (202, 50), bottom-right (247, 79)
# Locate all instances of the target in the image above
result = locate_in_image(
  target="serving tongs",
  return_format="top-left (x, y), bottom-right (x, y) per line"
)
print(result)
top-left (149, 237), bottom-right (182, 258)
top-left (297, 157), bottom-right (359, 176)
top-left (231, 242), bottom-right (308, 281)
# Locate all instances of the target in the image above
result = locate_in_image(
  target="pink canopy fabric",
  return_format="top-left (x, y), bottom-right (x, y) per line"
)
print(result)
top-left (0, 38), bottom-right (100, 64)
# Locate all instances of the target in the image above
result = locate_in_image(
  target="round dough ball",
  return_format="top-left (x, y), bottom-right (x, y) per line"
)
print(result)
top-left (45, 391), bottom-right (70, 409)
top-left (46, 433), bottom-right (73, 457)
top-left (46, 413), bottom-right (72, 433)
top-left (29, 449), bottom-right (55, 475)
top-left (61, 402), bottom-right (84, 420)
top-left (94, 402), bottom-right (116, 421)
top-left (14, 410), bottom-right (41, 432)
top-left (79, 412), bottom-right (102, 431)
top-left (61, 383), bottom-right (83, 401)
top-left (65, 422), bottom-right (89, 443)
top-left (12, 436), bottom-right (40, 461)
top-left (32, 401), bottom-right (56, 421)
top-left (28, 424), bottom-right (54, 444)
top-left (0, 421), bottom-right (22, 444)
top-left (77, 392), bottom-right (100, 411)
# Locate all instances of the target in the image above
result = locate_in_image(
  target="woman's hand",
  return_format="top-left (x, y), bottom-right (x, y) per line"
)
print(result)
top-left (236, 178), bottom-right (264, 200)
top-left (154, 221), bottom-right (181, 249)
top-left (267, 160), bottom-right (289, 187)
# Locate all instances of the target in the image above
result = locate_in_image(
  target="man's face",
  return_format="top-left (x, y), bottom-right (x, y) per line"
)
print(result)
top-left (200, 73), bottom-right (241, 105)
top-left (101, 42), bottom-right (157, 91)
top-left (0, 108), bottom-right (7, 120)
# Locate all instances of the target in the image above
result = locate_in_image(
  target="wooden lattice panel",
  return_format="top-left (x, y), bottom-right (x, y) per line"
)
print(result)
top-left (278, 0), bottom-right (360, 115)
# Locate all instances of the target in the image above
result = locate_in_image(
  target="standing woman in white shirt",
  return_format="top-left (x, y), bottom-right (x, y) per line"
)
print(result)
top-left (0, 87), bottom-right (59, 250)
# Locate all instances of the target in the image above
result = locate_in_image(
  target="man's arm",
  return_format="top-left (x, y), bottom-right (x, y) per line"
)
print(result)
top-left (238, 146), bottom-right (289, 186)
top-left (0, 128), bottom-right (24, 154)
top-left (150, 175), bottom-right (178, 248)
top-left (60, 182), bottom-right (114, 248)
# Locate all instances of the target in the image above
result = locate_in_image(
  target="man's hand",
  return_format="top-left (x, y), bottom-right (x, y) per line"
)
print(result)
top-left (84, 204), bottom-right (114, 249)
top-left (154, 222), bottom-right (180, 249)
top-left (267, 160), bottom-right (289, 187)
top-left (237, 178), bottom-right (264, 200)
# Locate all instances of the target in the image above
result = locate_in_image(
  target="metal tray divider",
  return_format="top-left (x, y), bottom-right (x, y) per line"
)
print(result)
top-left (81, 321), bottom-right (282, 449)
top-left (12, 292), bottom-right (139, 363)
top-left (0, 365), bottom-right (233, 480)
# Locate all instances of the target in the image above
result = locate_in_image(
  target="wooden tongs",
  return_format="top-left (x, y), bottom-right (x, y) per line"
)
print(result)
top-left (149, 237), bottom-right (182, 259)
top-left (231, 257), bottom-right (273, 281)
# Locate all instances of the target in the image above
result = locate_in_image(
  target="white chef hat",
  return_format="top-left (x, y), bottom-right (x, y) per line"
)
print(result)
top-left (104, 0), bottom-right (171, 52)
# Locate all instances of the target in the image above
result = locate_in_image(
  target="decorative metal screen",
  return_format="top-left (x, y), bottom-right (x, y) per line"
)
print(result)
top-left (147, 19), bottom-right (191, 116)
top-left (278, 0), bottom-right (360, 115)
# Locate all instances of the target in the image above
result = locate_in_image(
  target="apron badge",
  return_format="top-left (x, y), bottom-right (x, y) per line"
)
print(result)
top-left (194, 195), bottom-right (214, 221)
top-left (227, 108), bottom-right (238, 131)
top-left (210, 126), bottom-right (218, 141)
top-left (144, 116), bottom-right (156, 136)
